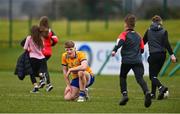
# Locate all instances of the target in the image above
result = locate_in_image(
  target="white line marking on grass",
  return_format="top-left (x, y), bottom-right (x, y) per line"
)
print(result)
top-left (0, 94), bottom-right (63, 98)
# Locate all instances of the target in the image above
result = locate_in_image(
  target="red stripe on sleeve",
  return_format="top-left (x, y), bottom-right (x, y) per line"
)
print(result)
top-left (118, 31), bottom-right (128, 41)
top-left (140, 39), bottom-right (144, 49)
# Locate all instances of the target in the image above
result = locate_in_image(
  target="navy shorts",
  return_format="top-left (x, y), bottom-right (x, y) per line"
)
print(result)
top-left (70, 75), bottom-right (95, 88)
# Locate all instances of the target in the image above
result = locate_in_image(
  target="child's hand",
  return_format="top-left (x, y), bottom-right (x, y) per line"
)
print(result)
top-left (170, 54), bottom-right (177, 63)
top-left (111, 51), bottom-right (116, 57)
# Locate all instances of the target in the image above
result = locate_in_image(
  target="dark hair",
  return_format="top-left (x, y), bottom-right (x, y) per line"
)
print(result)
top-left (39, 26), bottom-right (49, 38)
top-left (39, 16), bottom-right (49, 28)
top-left (152, 15), bottom-right (162, 23)
top-left (31, 25), bottom-right (43, 49)
top-left (124, 14), bottom-right (136, 29)
top-left (64, 40), bottom-right (75, 48)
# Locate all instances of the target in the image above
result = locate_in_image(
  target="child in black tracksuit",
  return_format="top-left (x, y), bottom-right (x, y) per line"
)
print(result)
top-left (112, 14), bottom-right (152, 108)
top-left (143, 15), bottom-right (177, 100)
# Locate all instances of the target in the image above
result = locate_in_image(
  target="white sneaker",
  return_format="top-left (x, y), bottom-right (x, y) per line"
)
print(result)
top-left (38, 80), bottom-right (45, 88)
top-left (85, 88), bottom-right (89, 100)
top-left (46, 84), bottom-right (53, 92)
top-left (77, 96), bottom-right (86, 102)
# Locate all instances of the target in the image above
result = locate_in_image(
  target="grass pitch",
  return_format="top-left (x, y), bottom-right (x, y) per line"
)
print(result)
top-left (0, 20), bottom-right (179, 113)
top-left (0, 71), bottom-right (180, 113)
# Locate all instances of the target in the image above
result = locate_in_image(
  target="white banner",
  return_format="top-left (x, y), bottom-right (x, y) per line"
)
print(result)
top-left (75, 41), bottom-right (149, 75)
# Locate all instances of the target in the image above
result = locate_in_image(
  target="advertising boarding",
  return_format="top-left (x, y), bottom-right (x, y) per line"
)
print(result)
top-left (75, 41), bottom-right (149, 75)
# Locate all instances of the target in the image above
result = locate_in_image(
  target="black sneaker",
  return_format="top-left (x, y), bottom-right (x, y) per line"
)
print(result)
top-left (30, 87), bottom-right (39, 93)
top-left (46, 84), bottom-right (53, 92)
top-left (157, 86), bottom-right (168, 100)
top-left (144, 92), bottom-right (152, 108)
top-left (150, 93), bottom-right (156, 99)
top-left (119, 96), bottom-right (129, 105)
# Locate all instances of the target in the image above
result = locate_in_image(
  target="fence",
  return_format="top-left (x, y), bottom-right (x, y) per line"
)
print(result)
top-left (0, 0), bottom-right (171, 47)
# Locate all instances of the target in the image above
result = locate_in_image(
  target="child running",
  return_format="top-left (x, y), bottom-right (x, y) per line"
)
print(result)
top-left (111, 14), bottom-right (152, 108)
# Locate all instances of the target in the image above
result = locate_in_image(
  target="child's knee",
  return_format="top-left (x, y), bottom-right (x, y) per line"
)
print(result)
top-left (64, 95), bottom-right (72, 101)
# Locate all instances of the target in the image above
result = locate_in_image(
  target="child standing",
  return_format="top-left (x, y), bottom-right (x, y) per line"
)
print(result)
top-left (24, 25), bottom-right (46, 93)
top-left (38, 16), bottom-right (58, 92)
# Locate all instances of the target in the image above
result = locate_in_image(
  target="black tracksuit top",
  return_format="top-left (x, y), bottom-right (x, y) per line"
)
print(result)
top-left (113, 29), bottom-right (144, 64)
top-left (143, 23), bottom-right (173, 55)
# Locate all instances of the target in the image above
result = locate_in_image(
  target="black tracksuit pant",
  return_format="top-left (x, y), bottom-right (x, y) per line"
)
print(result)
top-left (148, 52), bottom-right (166, 95)
top-left (39, 56), bottom-right (51, 84)
top-left (30, 58), bottom-right (46, 84)
top-left (120, 63), bottom-right (149, 95)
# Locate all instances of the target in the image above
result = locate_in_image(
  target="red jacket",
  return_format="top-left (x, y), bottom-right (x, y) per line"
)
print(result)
top-left (42, 29), bottom-right (58, 57)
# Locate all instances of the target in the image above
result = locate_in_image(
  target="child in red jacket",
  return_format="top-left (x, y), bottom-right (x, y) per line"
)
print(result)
top-left (38, 16), bottom-right (58, 92)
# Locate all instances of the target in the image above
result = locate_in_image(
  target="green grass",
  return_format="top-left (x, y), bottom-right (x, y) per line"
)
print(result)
top-left (0, 20), bottom-right (179, 112)
top-left (0, 71), bottom-right (180, 113)
top-left (0, 19), bottom-right (180, 43)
